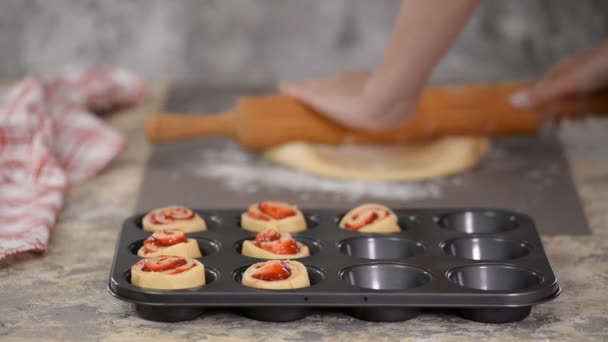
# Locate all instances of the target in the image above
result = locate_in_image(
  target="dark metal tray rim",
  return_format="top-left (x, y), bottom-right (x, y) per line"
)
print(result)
top-left (108, 283), bottom-right (561, 308)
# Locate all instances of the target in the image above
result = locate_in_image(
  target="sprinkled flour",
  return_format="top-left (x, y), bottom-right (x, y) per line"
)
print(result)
top-left (184, 143), bottom-right (445, 201)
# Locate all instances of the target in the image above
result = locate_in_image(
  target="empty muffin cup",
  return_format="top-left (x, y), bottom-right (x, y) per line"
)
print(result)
top-left (341, 264), bottom-right (431, 322)
top-left (338, 237), bottom-right (425, 260)
top-left (341, 264), bottom-right (431, 290)
top-left (442, 238), bottom-right (531, 261)
top-left (448, 265), bottom-right (542, 291)
top-left (438, 211), bottom-right (519, 234)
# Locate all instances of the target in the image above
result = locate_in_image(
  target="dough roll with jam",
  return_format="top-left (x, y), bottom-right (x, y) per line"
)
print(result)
top-left (142, 205), bottom-right (206, 233)
top-left (131, 256), bottom-right (205, 290)
top-left (241, 228), bottom-right (310, 259)
top-left (339, 203), bottom-right (401, 233)
top-left (241, 201), bottom-right (307, 233)
top-left (137, 229), bottom-right (202, 258)
top-left (241, 260), bottom-right (310, 290)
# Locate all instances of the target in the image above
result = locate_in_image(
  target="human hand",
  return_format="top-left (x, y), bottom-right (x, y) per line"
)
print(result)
top-left (511, 41), bottom-right (608, 109)
top-left (279, 71), bottom-right (418, 132)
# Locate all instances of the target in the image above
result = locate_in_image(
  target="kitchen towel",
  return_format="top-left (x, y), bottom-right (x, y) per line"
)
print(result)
top-left (0, 67), bottom-right (145, 262)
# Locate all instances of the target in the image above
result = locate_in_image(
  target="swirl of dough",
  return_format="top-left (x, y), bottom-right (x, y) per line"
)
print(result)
top-left (143, 230), bottom-right (187, 253)
top-left (137, 229), bottom-right (202, 258)
top-left (251, 260), bottom-right (292, 281)
top-left (254, 229), bottom-right (299, 254)
top-left (241, 201), bottom-right (307, 233)
top-left (150, 206), bottom-right (194, 224)
top-left (131, 256), bottom-right (206, 290)
top-left (339, 203), bottom-right (401, 233)
top-left (137, 255), bottom-right (196, 274)
top-left (241, 228), bottom-right (310, 259)
top-left (142, 205), bottom-right (207, 233)
top-left (242, 260), bottom-right (310, 290)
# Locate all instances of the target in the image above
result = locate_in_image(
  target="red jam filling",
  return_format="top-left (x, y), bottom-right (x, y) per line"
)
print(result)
top-left (168, 263), bottom-right (196, 275)
top-left (258, 202), bottom-right (297, 219)
top-left (343, 209), bottom-right (390, 231)
top-left (150, 206), bottom-right (195, 225)
top-left (141, 256), bottom-right (188, 272)
top-left (260, 239), bottom-right (300, 255)
top-left (246, 207), bottom-right (270, 221)
top-left (251, 261), bottom-right (291, 281)
top-left (247, 202), bottom-right (297, 221)
top-left (255, 229), bottom-right (281, 243)
top-left (253, 229), bottom-right (300, 255)
top-left (143, 229), bottom-right (188, 253)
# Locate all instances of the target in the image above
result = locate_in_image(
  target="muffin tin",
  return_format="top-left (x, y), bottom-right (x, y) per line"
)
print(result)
top-left (108, 208), bottom-right (560, 323)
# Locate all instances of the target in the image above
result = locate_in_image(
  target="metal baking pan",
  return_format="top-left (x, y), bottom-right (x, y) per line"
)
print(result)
top-left (108, 208), bottom-right (560, 323)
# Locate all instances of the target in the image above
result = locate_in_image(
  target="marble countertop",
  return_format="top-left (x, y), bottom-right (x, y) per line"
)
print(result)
top-left (1, 85), bottom-right (608, 341)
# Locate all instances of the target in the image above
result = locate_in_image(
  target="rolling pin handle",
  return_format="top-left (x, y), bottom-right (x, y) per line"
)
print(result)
top-left (145, 112), bottom-right (236, 143)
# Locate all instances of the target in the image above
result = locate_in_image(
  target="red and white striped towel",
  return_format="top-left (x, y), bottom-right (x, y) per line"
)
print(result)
top-left (0, 68), bottom-right (145, 261)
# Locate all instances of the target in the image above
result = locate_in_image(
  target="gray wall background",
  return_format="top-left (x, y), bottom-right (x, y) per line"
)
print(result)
top-left (1, 0), bottom-right (607, 84)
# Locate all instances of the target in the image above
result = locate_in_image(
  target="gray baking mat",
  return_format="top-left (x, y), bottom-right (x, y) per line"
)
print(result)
top-left (136, 85), bottom-right (590, 235)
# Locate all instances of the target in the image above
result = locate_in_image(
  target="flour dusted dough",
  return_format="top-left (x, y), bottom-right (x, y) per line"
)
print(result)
top-left (137, 239), bottom-right (202, 259)
top-left (263, 137), bottom-right (490, 181)
top-left (242, 240), bottom-right (310, 259)
top-left (242, 260), bottom-right (310, 290)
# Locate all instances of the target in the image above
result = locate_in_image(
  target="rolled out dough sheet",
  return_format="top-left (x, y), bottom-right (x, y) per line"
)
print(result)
top-left (263, 137), bottom-right (490, 181)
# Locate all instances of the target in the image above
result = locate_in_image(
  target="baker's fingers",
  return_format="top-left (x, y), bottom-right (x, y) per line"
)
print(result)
top-left (510, 66), bottom-right (608, 111)
top-left (278, 70), bottom-right (415, 132)
top-left (510, 57), bottom-right (584, 110)
top-left (279, 84), bottom-right (381, 131)
top-left (279, 79), bottom-right (325, 96)
top-left (278, 81), bottom-right (337, 113)
top-left (278, 82), bottom-right (309, 98)
top-left (511, 42), bottom-right (608, 110)
top-left (517, 78), bottom-right (581, 110)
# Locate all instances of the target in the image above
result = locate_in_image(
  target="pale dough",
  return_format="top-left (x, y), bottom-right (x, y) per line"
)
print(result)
top-left (339, 203), bottom-right (401, 234)
top-left (142, 206), bottom-right (207, 233)
top-left (131, 257), bottom-right (205, 290)
top-left (241, 202), bottom-right (307, 233)
top-left (242, 260), bottom-right (310, 290)
top-left (242, 240), bottom-right (310, 259)
top-left (263, 137), bottom-right (490, 181)
top-left (137, 239), bottom-right (202, 259)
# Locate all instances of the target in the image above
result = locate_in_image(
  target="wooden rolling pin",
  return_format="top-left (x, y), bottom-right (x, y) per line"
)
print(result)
top-left (145, 81), bottom-right (608, 151)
